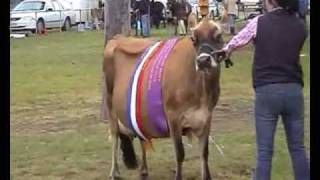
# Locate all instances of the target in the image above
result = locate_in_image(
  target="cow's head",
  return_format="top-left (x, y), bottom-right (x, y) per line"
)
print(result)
top-left (190, 18), bottom-right (225, 71)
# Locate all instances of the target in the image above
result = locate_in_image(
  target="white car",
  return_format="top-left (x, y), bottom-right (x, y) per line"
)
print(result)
top-left (10, 0), bottom-right (76, 34)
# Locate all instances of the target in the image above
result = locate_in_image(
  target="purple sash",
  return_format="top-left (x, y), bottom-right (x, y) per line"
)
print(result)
top-left (146, 38), bottom-right (179, 134)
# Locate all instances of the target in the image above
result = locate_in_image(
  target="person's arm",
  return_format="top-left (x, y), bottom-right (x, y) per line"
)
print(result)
top-left (222, 15), bottom-right (261, 53)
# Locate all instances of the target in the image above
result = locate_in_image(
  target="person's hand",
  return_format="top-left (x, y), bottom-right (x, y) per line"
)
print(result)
top-left (212, 48), bottom-right (232, 61)
top-left (223, 48), bottom-right (233, 60)
top-left (211, 48), bottom-right (234, 68)
top-left (222, 48), bottom-right (234, 68)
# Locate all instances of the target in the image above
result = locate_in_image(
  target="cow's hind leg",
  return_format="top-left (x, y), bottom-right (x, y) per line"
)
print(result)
top-left (108, 111), bottom-right (121, 179)
top-left (104, 96), bottom-right (120, 178)
top-left (170, 122), bottom-right (185, 180)
top-left (198, 117), bottom-right (212, 180)
top-left (139, 141), bottom-right (149, 180)
top-left (109, 131), bottom-right (120, 179)
top-left (102, 72), bottom-right (120, 179)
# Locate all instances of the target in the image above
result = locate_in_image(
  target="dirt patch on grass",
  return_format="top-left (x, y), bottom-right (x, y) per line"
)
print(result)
top-left (11, 98), bottom-right (102, 136)
top-left (11, 97), bottom-right (255, 137)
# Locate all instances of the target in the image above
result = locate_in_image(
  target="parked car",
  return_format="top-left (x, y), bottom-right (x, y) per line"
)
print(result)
top-left (10, 0), bottom-right (76, 34)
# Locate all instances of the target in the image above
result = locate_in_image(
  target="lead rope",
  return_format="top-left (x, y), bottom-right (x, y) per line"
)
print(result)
top-left (182, 135), bottom-right (225, 157)
top-left (209, 136), bottom-right (225, 157)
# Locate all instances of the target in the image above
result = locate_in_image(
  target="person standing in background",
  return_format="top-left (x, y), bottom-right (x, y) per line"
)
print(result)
top-left (137, 0), bottom-right (151, 37)
top-left (150, 0), bottom-right (156, 28)
top-left (223, 0), bottom-right (237, 35)
top-left (150, 0), bottom-right (164, 29)
top-left (175, 0), bottom-right (192, 35)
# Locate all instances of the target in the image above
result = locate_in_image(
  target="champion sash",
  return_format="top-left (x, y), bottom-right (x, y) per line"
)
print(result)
top-left (126, 38), bottom-right (179, 142)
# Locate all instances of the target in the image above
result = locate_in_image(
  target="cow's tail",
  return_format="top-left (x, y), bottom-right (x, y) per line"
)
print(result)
top-left (119, 133), bottom-right (138, 169)
top-left (100, 74), bottom-right (109, 123)
top-left (101, 39), bottom-right (117, 123)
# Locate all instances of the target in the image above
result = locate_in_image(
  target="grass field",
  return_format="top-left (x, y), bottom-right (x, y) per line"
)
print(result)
top-left (11, 24), bottom-right (309, 180)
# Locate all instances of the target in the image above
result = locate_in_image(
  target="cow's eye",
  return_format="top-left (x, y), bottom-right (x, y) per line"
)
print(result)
top-left (215, 34), bottom-right (222, 40)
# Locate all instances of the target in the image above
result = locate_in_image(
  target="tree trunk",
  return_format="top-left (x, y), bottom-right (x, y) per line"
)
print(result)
top-left (101, 0), bottom-right (130, 122)
top-left (104, 0), bottom-right (131, 45)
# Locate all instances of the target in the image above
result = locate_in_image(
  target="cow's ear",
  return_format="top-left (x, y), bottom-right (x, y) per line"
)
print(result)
top-left (190, 36), bottom-right (196, 45)
top-left (213, 31), bottom-right (222, 40)
top-left (213, 25), bottom-right (223, 40)
top-left (190, 28), bottom-right (198, 45)
top-left (190, 36), bottom-right (195, 42)
top-left (215, 33), bottom-right (222, 41)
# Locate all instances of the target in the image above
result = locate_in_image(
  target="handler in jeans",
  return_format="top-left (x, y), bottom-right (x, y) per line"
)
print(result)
top-left (219, 0), bottom-right (310, 179)
top-left (137, 0), bottom-right (151, 37)
top-left (298, 0), bottom-right (308, 24)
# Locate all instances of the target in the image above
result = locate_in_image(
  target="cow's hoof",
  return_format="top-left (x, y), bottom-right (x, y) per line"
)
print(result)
top-left (202, 171), bottom-right (212, 180)
top-left (203, 175), bottom-right (212, 180)
top-left (109, 173), bottom-right (121, 180)
top-left (140, 174), bottom-right (149, 180)
top-left (109, 177), bottom-right (118, 180)
top-left (175, 175), bottom-right (182, 180)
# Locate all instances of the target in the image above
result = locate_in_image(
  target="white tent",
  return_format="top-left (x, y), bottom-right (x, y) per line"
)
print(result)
top-left (59, 0), bottom-right (99, 9)
top-left (58, 0), bottom-right (100, 23)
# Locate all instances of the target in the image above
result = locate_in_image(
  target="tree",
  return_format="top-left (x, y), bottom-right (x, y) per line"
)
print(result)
top-left (104, 0), bottom-right (131, 45)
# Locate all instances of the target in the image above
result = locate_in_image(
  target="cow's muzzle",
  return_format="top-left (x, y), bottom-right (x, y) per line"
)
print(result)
top-left (196, 52), bottom-right (217, 69)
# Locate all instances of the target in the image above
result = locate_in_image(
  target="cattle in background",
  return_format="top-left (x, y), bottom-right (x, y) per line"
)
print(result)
top-left (102, 17), bottom-right (225, 180)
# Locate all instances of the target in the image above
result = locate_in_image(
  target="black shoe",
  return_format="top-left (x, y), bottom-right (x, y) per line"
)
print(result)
top-left (230, 27), bottom-right (236, 35)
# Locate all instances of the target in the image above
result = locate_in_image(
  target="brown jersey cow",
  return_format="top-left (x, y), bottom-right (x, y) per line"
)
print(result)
top-left (102, 18), bottom-right (225, 180)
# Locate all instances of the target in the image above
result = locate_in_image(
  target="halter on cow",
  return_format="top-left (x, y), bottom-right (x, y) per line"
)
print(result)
top-left (102, 17), bottom-right (230, 180)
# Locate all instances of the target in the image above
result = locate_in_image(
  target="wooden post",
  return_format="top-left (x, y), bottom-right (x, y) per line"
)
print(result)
top-left (104, 0), bottom-right (131, 46)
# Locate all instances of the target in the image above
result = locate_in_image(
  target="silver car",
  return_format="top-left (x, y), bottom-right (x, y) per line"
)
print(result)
top-left (10, 0), bottom-right (76, 34)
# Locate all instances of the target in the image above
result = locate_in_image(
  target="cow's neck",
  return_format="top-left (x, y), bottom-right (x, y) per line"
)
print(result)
top-left (195, 68), bottom-right (220, 110)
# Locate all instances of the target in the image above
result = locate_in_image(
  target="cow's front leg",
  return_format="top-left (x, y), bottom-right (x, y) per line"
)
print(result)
top-left (140, 140), bottom-right (149, 180)
top-left (198, 117), bottom-right (212, 180)
top-left (170, 123), bottom-right (185, 180)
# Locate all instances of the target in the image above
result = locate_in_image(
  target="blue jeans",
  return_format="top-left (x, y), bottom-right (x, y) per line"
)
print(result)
top-left (228, 14), bottom-right (236, 28)
top-left (141, 14), bottom-right (150, 37)
top-left (254, 83), bottom-right (310, 180)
